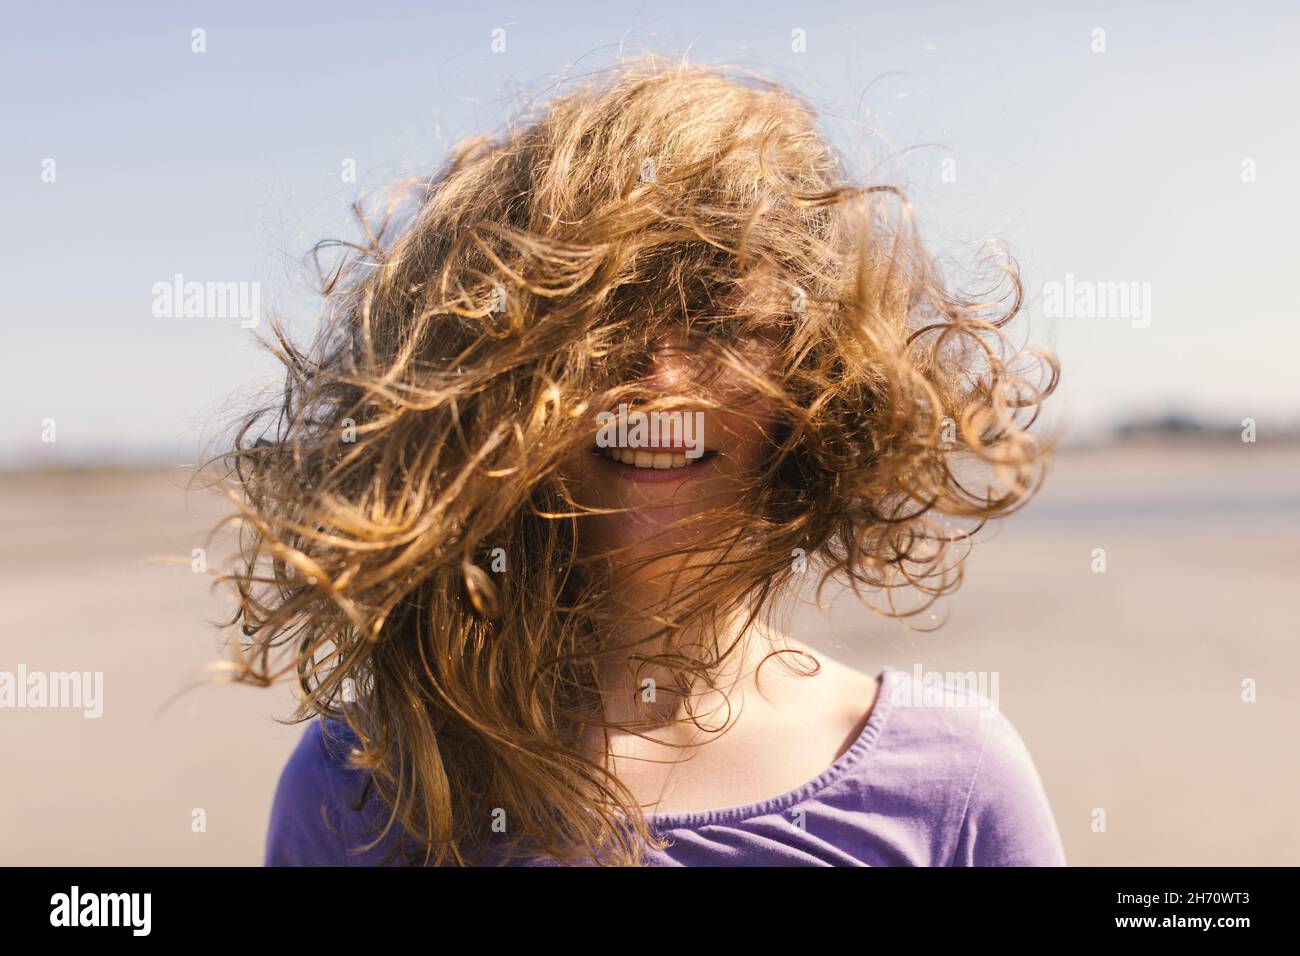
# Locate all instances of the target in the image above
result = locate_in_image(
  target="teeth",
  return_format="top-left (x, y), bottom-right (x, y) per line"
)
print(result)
top-left (598, 447), bottom-right (697, 469)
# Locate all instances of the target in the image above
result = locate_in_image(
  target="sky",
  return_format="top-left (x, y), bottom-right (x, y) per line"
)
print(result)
top-left (3, 0), bottom-right (1297, 468)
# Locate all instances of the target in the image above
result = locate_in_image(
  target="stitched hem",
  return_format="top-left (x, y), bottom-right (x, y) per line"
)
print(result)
top-left (645, 665), bottom-right (899, 832)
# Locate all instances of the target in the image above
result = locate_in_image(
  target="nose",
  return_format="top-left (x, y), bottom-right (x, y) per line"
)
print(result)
top-left (637, 336), bottom-right (699, 391)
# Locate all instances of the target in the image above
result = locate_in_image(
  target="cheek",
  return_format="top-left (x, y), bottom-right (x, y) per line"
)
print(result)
top-left (716, 401), bottom-right (780, 472)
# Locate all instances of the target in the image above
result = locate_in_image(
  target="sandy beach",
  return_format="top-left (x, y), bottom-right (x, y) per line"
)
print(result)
top-left (2, 438), bottom-right (1297, 865)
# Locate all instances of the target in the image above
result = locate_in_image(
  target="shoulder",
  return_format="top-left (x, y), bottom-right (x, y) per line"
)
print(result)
top-left (264, 719), bottom-right (384, 866)
top-left (778, 640), bottom-right (882, 739)
top-left (866, 666), bottom-right (1066, 866)
top-left (955, 704), bottom-right (1066, 865)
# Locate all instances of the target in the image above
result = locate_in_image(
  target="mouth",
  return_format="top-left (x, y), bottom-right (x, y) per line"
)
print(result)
top-left (592, 445), bottom-right (719, 481)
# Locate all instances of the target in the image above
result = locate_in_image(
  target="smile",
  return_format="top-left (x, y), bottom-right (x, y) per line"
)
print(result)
top-left (592, 446), bottom-right (718, 476)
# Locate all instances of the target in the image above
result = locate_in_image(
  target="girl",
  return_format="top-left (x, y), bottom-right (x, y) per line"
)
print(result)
top-left (216, 56), bottom-right (1064, 866)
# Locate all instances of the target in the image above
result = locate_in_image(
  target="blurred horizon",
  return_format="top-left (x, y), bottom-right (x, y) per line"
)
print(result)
top-left (3, 413), bottom-right (1294, 474)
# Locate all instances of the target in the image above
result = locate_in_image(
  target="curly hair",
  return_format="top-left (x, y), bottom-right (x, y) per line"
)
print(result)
top-left (205, 54), bottom-right (1058, 866)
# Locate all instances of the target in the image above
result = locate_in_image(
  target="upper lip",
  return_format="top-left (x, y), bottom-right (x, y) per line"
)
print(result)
top-left (593, 444), bottom-right (709, 453)
top-left (592, 443), bottom-right (716, 453)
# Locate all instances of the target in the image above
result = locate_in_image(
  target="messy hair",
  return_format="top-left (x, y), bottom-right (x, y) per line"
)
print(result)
top-left (207, 55), bottom-right (1058, 866)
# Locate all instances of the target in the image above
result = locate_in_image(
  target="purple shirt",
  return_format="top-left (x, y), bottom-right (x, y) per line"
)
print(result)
top-left (265, 665), bottom-right (1066, 866)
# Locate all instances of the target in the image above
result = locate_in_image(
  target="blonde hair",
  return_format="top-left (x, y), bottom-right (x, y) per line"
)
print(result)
top-left (206, 54), bottom-right (1057, 866)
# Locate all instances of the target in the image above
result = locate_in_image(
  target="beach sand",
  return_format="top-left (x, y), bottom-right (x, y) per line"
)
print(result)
top-left (2, 438), bottom-right (1297, 865)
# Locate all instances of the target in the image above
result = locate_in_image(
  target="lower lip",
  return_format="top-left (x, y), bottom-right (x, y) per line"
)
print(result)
top-left (592, 450), bottom-right (717, 483)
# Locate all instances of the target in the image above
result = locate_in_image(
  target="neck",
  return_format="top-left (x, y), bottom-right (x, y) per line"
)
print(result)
top-left (588, 582), bottom-right (767, 734)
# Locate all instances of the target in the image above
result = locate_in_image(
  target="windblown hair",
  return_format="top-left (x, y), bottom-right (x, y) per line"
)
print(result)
top-left (207, 55), bottom-right (1057, 866)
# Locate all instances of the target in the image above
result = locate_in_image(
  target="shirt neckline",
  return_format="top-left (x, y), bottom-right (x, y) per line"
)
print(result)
top-left (642, 665), bottom-right (899, 831)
